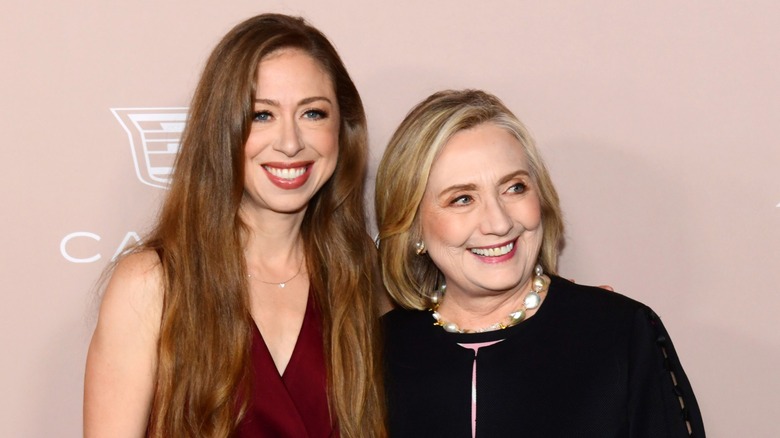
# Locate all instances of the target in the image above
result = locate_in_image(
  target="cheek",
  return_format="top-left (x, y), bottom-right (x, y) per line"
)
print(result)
top-left (243, 132), bottom-right (265, 160)
top-left (421, 208), bottom-right (470, 251)
top-left (328, 132), bottom-right (340, 159)
top-left (322, 135), bottom-right (339, 161)
top-left (308, 120), bottom-right (340, 156)
top-left (517, 197), bottom-right (545, 255)
top-left (517, 194), bottom-right (543, 230)
top-left (319, 132), bottom-right (339, 177)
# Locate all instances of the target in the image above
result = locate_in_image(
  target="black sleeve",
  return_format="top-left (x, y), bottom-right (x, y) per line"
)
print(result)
top-left (628, 307), bottom-right (706, 437)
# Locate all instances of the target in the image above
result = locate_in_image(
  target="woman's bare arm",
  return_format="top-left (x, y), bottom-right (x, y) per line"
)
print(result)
top-left (84, 250), bottom-right (163, 437)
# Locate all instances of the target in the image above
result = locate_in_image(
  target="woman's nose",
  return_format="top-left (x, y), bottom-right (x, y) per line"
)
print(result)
top-left (273, 119), bottom-right (305, 157)
top-left (480, 196), bottom-right (513, 236)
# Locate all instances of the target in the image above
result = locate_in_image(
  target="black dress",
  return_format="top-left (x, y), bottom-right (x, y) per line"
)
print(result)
top-left (383, 276), bottom-right (705, 437)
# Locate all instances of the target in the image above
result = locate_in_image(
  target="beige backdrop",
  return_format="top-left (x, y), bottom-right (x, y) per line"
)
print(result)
top-left (1, 1), bottom-right (778, 436)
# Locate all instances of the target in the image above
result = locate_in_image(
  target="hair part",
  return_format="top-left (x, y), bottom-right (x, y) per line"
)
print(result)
top-left (375, 89), bottom-right (564, 310)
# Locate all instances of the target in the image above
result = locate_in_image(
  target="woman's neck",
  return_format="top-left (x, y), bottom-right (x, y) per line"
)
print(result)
top-left (240, 205), bottom-right (306, 276)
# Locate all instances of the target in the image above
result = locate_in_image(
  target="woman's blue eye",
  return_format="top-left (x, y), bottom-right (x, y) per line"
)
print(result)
top-left (508, 182), bottom-right (527, 194)
top-left (303, 109), bottom-right (327, 120)
top-left (451, 195), bottom-right (473, 205)
top-left (253, 111), bottom-right (271, 122)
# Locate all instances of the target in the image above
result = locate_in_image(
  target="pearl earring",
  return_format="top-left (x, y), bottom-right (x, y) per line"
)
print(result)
top-left (414, 241), bottom-right (426, 255)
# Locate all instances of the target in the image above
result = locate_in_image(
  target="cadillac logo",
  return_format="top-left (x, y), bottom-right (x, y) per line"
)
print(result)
top-left (111, 107), bottom-right (187, 189)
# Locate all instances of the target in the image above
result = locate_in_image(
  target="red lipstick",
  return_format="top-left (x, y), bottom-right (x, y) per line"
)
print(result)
top-left (262, 161), bottom-right (313, 189)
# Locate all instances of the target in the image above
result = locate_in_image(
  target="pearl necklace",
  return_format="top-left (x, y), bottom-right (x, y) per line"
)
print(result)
top-left (247, 256), bottom-right (304, 288)
top-left (428, 264), bottom-right (548, 333)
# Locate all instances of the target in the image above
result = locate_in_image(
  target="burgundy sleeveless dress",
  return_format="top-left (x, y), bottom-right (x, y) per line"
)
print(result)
top-left (235, 294), bottom-right (337, 437)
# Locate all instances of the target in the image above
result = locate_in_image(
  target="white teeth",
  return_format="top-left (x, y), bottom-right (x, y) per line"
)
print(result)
top-left (264, 166), bottom-right (306, 180)
top-left (471, 242), bottom-right (514, 257)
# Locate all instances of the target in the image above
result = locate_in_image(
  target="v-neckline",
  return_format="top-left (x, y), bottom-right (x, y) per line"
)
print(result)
top-left (252, 291), bottom-right (311, 378)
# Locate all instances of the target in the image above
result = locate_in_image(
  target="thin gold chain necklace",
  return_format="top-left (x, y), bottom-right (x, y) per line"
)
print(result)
top-left (247, 256), bottom-right (305, 288)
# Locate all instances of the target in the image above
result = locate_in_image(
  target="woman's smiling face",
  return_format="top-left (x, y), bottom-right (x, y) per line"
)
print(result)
top-left (242, 48), bottom-right (340, 215)
top-left (419, 122), bottom-right (543, 299)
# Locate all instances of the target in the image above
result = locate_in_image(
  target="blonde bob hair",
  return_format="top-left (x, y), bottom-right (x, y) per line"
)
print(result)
top-left (375, 89), bottom-right (564, 310)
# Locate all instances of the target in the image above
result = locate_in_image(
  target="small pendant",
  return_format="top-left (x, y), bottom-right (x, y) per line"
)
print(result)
top-left (279, 283), bottom-right (286, 288)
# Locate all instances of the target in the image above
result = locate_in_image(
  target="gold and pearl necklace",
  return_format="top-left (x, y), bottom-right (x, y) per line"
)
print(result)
top-left (428, 264), bottom-right (549, 333)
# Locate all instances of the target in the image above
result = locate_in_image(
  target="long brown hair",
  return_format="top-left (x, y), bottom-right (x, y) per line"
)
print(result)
top-left (141, 14), bottom-right (384, 437)
top-left (376, 89), bottom-right (564, 309)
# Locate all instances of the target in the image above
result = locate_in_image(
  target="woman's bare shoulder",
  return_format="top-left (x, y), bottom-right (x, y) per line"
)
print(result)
top-left (110, 249), bottom-right (163, 288)
top-left (99, 249), bottom-right (165, 338)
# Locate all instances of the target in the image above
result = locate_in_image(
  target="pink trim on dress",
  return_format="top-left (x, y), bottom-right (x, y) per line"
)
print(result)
top-left (457, 340), bottom-right (504, 438)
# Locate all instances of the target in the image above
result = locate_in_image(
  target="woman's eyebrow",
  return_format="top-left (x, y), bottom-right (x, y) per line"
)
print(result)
top-left (498, 170), bottom-right (530, 185)
top-left (253, 96), bottom-right (333, 106)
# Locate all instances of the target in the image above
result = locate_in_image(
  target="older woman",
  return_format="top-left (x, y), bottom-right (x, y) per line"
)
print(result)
top-left (84, 14), bottom-right (384, 437)
top-left (376, 90), bottom-right (704, 437)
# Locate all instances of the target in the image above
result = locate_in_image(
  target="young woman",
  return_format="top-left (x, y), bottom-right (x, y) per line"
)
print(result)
top-left (84, 14), bottom-right (384, 437)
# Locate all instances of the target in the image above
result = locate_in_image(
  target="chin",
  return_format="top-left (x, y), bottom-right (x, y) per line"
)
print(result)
top-left (272, 202), bottom-right (310, 214)
top-left (470, 277), bottom-right (522, 293)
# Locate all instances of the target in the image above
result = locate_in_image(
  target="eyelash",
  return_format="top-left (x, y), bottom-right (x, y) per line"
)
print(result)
top-left (448, 182), bottom-right (527, 205)
top-left (303, 109), bottom-right (328, 120)
top-left (253, 111), bottom-right (272, 122)
top-left (507, 182), bottom-right (527, 194)
top-left (450, 195), bottom-right (473, 206)
top-left (252, 109), bottom-right (329, 122)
